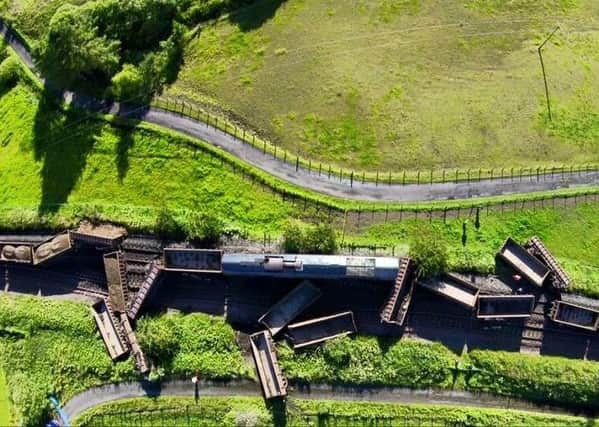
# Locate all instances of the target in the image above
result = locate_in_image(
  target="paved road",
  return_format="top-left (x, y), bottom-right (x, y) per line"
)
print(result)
top-left (62, 379), bottom-right (579, 422)
top-left (2, 19), bottom-right (599, 202)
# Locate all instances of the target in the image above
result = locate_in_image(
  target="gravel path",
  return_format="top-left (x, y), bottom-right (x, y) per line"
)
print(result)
top-left (2, 19), bottom-right (598, 202)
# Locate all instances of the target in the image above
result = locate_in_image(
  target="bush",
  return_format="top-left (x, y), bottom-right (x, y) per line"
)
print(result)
top-left (183, 211), bottom-right (224, 244)
top-left (0, 55), bottom-right (22, 89)
top-left (282, 222), bottom-right (304, 253)
top-left (409, 226), bottom-right (448, 278)
top-left (154, 209), bottom-right (185, 240)
top-left (282, 223), bottom-right (337, 254)
top-left (466, 350), bottom-right (599, 410)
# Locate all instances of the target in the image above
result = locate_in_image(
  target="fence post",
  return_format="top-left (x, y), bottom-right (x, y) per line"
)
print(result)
top-left (402, 170), bottom-right (406, 185)
top-left (319, 163), bottom-right (322, 176)
top-left (417, 170), bottom-right (420, 185)
top-left (430, 169), bottom-right (433, 184)
top-left (389, 171), bottom-right (392, 185)
top-left (376, 171), bottom-right (379, 186)
top-left (362, 171), bottom-right (365, 184)
top-left (263, 140), bottom-right (266, 154)
top-left (308, 159), bottom-right (311, 173)
top-left (296, 156), bottom-right (299, 171)
top-left (328, 164), bottom-right (332, 179)
top-left (350, 171), bottom-right (354, 187)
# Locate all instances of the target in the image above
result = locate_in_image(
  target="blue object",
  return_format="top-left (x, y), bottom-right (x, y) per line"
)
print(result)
top-left (48, 396), bottom-right (70, 427)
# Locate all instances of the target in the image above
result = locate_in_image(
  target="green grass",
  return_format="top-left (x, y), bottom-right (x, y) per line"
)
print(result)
top-left (72, 396), bottom-right (596, 427)
top-left (0, 367), bottom-right (11, 427)
top-left (166, 0), bottom-right (599, 172)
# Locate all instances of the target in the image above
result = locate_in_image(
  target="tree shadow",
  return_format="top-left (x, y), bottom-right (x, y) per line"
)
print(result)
top-left (33, 86), bottom-right (102, 214)
top-left (228, 0), bottom-right (287, 32)
top-left (115, 122), bottom-right (136, 182)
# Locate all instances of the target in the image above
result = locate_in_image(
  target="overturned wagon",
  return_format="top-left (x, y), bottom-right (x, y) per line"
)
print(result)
top-left (250, 331), bottom-right (287, 400)
top-left (259, 280), bottom-right (321, 336)
top-left (380, 257), bottom-right (415, 326)
top-left (418, 274), bottom-right (480, 309)
top-left (0, 242), bottom-right (33, 264)
top-left (476, 295), bottom-right (535, 320)
top-left (497, 238), bottom-right (550, 287)
top-left (286, 311), bottom-right (357, 349)
top-left (32, 232), bottom-right (73, 265)
top-left (91, 299), bottom-right (128, 360)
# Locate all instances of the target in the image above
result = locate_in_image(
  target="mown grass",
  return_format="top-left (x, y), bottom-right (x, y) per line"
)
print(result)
top-left (166, 0), bottom-right (599, 171)
top-left (72, 396), bottom-right (596, 427)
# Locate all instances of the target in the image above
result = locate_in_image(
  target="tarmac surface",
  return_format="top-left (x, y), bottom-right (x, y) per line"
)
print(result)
top-left (2, 18), bottom-right (599, 202)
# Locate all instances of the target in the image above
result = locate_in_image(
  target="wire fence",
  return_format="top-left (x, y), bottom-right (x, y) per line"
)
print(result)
top-left (151, 96), bottom-right (599, 186)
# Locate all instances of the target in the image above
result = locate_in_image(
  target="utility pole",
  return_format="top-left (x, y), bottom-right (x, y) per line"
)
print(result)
top-left (538, 26), bottom-right (559, 121)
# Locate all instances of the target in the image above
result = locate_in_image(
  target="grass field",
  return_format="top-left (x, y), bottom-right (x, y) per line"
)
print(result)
top-left (166, 0), bottom-right (599, 171)
top-left (72, 396), bottom-right (596, 427)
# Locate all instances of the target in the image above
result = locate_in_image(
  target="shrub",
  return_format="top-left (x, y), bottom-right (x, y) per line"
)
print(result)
top-left (282, 222), bottom-right (304, 253)
top-left (409, 226), bottom-right (448, 278)
top-left (304, 223), bottom-right (337, 254)
top-left (154, 208), bottom-right (185, 240)
top-left (183, 211), bottom-right (224, 244)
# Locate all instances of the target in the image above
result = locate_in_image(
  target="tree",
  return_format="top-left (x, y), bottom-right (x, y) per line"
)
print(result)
top-left (184, 211), bottom-right (224, 244)
top-left (110, 64), bottom-right (145, 101)
top-left (0, 55), bottom-right (21, 89)
top-left (155, 208), bottom-right (185, 240)
top-left (40, 4), bottom-right (120, 84)
top-left (409, 227), bottom-right (448, 278)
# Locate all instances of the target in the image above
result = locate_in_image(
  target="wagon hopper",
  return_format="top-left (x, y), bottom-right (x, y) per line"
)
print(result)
top-left (103, 251), bottom-right (129, 313)
top-left (418, 273), bottom-right (480, 309)
top-left (476, 295), bottom-right (536, 320)
top-left (119, 313), bottom-right (150, 374)
top-left (32, 232), bottom-right (73, 265)
top-left (0, 243), bottom-right (33, 264)
top-left (497, 238), bottom-right (550, 287)
top-left (259, 280), bottom-right (321, 336)
top-left (163, 248), bottom-right (223, 273)
top-left (249, 331), bottom-right (287, 400)
top-left (91, 299), bottom-right (129, 360)
top-left (550, 299), bottom-right (599, 331)
top-left (286, 311), bottom-right (357, 349)
top-left (380, 257), bottom-right (415, 326)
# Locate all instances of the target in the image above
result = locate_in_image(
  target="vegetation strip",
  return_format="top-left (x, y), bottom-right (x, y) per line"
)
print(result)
top-left (72, 396), bottom-right (595, 427)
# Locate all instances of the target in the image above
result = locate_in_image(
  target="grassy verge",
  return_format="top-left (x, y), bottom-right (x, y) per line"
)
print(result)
top-left (349, 201), bottom-right (599, 296)
top-left (72, 396), bottom-right (594, 427)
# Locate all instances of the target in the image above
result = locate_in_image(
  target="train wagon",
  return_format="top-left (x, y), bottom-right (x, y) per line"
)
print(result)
top-left (103, 251), bottom-right (128, 313)
top-left (162, 248), bottom-right (223, 273)
top-left (476, 295), bottom-right (535, 320)
top-left (550, 300), bottom-right (599, 331)
top-left (222, 254), bottom-right (399, 281)
top-left (380, 257), bottom-right (415, 326)
top-left (119, 313), bottom-right (150, 374)
top-left (418, 274), bottom-right (480, 309)
top-left (0, 243), bottom-right (33, 264)
top-left (70, 223), bottom-right (127, 249)
top-left (259, 280), bottom-right (322, 336)
top-left (32, 232), bottom-right (73, 265)
top-left (127, 261), bottom-right (163, 319)
top-left (91, 299), bottom-right (129, 360)
top-left (249, 331), bottom-right (287, 400)
top-left (526, 236), bottom-right (571, 291)
top-left (286, 311), bottom-right (357, 349)
top-left (497, 238), bottom-right (550, 287)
